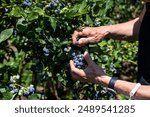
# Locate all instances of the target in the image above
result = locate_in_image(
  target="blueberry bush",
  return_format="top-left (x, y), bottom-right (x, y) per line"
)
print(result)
top-left (0, 0), bottom-right (142, 100)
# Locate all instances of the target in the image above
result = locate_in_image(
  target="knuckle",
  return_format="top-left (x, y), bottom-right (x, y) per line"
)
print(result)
top-left (74, 30), bottom-right (78, 34)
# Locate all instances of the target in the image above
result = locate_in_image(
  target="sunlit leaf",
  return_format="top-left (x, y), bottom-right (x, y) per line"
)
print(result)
top-left (0, 28), bottom-right (13, 43)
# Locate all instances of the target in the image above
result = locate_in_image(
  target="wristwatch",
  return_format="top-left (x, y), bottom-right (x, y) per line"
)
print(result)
top-left (108, 76), bottom-right (118, 89)
top-left (106, 77), bottom-right (118, 99)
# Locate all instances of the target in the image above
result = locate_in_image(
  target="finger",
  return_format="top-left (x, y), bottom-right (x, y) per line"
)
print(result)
top-left (70, 60), bottom-right (76, 69)
top-left (83, 52), bottom-right (94, 65)
top-left (78, 37), bottom-right (93, 45)
top-left (69, 60), bottom-right (86, 77)
top-left (72, 31), bottom-right (84, 45)
top-left (72, 28), bottom-right (89, 45)
top-left (70, 73), bottom-right (80, 80)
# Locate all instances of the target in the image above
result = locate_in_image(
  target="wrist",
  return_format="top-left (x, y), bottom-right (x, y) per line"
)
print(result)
top-left (99, 26), bottom-right (112, 39)
top-left (98, 76), bottom-right (111, 87)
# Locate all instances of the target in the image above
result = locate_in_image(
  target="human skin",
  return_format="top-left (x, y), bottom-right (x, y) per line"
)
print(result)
top-left (70, 2), bottom-right (150, 99)
top-left (143, 0), bottom-right (150, 2)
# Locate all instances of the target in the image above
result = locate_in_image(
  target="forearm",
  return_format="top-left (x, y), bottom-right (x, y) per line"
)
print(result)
top-left (99, 76), bottom-right (150, 99)
top-left (115, 79), bottom-right (150, 99)
top-left (104, 17), bottom-right (141, 41)
top-left (102, 4), bottom-right (145, 41)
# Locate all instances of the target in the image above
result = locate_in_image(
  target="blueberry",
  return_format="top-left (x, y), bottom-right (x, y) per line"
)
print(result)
top-left (44, 53), bottom-right (49, 56)
top-left (13, 88), bottom-right (19, 93)
top-left (48, 0), bottom-right (59, 9)
top-left (70, 48), bottom-right (87, 69)
top-left (23, 0), bottom-right (32, 7)
top-left (55, 0), bottom-right (60, 4)
top-left (35, 64), bottom-right (43, 73)
top-left (43, 47), bottom-right (50, 56)
top-left (78, 62), bottom-right (84, 66)
top-left (55, 9), bottom-right (60, 13)
top-left (14, 30), bottom-right (17, 37)
top-left (43, 47), bottom-right (49, 53)
top-left (24, 90), bottom-right (30, 96)
top-left (95, 91), bottom-right (100, 99)
top-left (78, 57), bottom-right (83, 62)
top-left (9, 84), bottom-right (14, 89)
top-left (76, 66), bottom-right (81, 69)
top-left (39, 74), bottom-right (47, 81)
top-left (27, 2), bottom-right (32, 6)
top-left (10, 88), bottom-right (18, 94)
top-left (53, 3), bottom-right (58, 7)
top-left (64, 48), bottom-right (69, 52)
top-left (71, 52), bottom-right (76, 57)
top-left (29, 85), bottom-right (35, 93)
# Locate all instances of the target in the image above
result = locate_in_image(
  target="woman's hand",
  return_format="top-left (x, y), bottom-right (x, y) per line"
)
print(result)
top-left (72, 27), bottom-right (110, 46)
top-left (69, 52), bottom-right (107, 84)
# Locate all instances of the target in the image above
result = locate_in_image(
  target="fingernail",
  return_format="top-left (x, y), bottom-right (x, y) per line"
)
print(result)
top-left (75, 40), bottom-right (79, 45)
top-left (84, 51), bottom-right (88, 55)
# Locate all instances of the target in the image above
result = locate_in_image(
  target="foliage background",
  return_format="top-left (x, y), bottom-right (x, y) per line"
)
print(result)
top-left (0, 0), bottom-right (143, 100)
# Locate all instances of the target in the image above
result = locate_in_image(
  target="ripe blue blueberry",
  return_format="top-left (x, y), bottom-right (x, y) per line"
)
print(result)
top-left (70, 48), bottom-right (87, 69)
top-left (43, 47), bottom-right (49, 56)
top-left (9, 84), bottom-right (19, 94)
top-left (64, 48), bottom-right (69, 52)
top-left (23, 0), bottom-right (32, 7)
top-left (24, 90), bottom-right (30, 96)
top-left (39, 74), bottom-right (47, 81)
top-left (29, 85), bottom-right (35, 93)
top-left (13, 30), bottom-right (17, 37)
top-left (95, 91), bottom-right (100, 100)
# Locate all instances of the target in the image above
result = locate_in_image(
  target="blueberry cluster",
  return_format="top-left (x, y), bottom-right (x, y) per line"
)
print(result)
top-left (9, 84), bottom-right (19, 94)
top-left (43, 47), bottom-right (50, 57)
top-left (23, 0), bottom-right (32, 7)
top-left (23, 85), bottom-right (35, 96)
top-left (49, 0), bottom-right (60, 9)
top-left (71, 49), bottom-right (87, 69)
top-left (8, 75), bottom-right (35, 97)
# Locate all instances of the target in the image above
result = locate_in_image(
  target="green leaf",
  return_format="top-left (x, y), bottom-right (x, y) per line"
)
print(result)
top-left (49, 17), bottom-right (57, 31)
top-left (0, 64), bottom-right (4, 69)
top-left (9, 6), bottom-right (24, 17)
top-left (79, 1), bottom-right (87, 13)
top-left (0, 88), bottom-right (6, 93)
top-left (2, 91), bottom-right (13, 100)
top-left (27, 12), bottom-right (39, 21)
top-left (0, 28), bottom-right (13, 43)
top-left (16, 18), bottom-right (28, 32)
top-left (28, 94), bottom-right (40, 100)
top-left (0, 50), bottom-right (5, 55)
top-left (33, 7), bottom-right (45, 16)
top-left (86, 14), bottom-right (93, 25)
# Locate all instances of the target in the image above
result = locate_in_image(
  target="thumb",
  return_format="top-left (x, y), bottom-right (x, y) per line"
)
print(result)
top-left (83, 51), bottom-right (93, 65)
